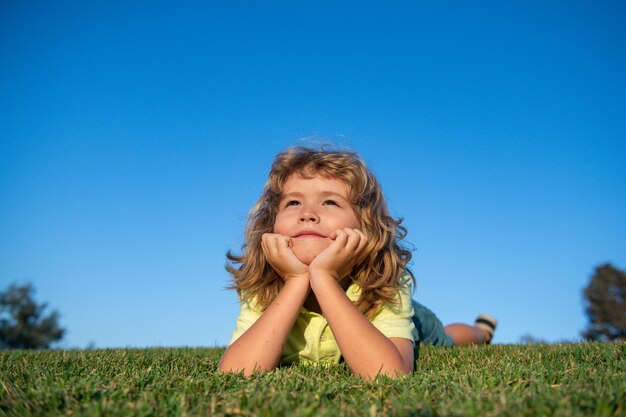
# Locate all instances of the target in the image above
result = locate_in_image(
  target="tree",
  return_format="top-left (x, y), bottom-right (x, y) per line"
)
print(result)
top-left (582, 264), bottom-right (626, 342)
top-left (519, 333), bottom-right (548, 345)
top-left (0, 283), bottom-right (65, 349)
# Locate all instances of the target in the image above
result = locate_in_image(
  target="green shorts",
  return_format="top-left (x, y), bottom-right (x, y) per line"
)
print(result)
top-left (411, 300), bottom-right (455, 347)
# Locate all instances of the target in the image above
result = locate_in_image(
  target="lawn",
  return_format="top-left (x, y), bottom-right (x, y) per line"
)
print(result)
top-left (1, 342), bottom-right (624, 416)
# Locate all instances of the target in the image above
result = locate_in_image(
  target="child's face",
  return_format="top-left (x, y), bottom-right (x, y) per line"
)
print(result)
top-left (274, 173), bottom-right (360, 265)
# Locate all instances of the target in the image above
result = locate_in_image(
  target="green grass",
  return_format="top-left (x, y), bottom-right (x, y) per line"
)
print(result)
top-left (1, 342), bottom-right (624, 416)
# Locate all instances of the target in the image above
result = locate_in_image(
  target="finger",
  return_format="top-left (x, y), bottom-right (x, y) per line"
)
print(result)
top-left (343, 228), bottom-right (361, 251)
top-left (262, 234), bottom-right (280, 272)
top-left (354, 229), bottom-right (370, 263)
top-left (332, 229), bottom-right (348, 246)
top-left (354, 229), bottom-right (368, 249)
top-left (261, 233), bottom-right (271, 256)
top-left (276, 235), bottom-right (291, 253)
top-left (264, 233), bottom-right (281, 255)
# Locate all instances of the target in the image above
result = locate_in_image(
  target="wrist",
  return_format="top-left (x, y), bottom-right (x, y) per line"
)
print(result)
top-left (283, 272), bottom-right (310, 286)
top-left (309, 270), bottom-right (341, 291)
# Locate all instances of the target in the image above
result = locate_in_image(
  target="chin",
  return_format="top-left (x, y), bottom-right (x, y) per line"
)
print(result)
top-left (291, 238), bottom-right (331, 265)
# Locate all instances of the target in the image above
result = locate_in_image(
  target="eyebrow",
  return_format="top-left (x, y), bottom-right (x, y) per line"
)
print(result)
top-left (280, 191), bottom-right (349, 200)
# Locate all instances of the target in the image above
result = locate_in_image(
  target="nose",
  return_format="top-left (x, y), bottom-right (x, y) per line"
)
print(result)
top-left (298, 207), bottom-right (320, 223)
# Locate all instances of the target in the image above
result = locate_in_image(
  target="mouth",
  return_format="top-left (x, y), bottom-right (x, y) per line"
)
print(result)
top-left (293, 231), bottom-right (326, 238)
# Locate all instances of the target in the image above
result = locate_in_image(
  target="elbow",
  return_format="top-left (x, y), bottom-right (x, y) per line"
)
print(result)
top-left (217, 364), bottom-right (251, 377)
top-left (218, 358), bottom-right (248, 376)
top-left (217, 357), bottom-right (268, 377)
top-left (381, 366), bottom-right (413, 379)
top-left (217, 358), bottom-right (234, 374)
top-left (358, 363), bottom-right (413, 380)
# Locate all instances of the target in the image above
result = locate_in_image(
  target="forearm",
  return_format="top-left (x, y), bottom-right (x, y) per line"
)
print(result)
top-left (218, 278), bottom-right (309, 376)
top-left (311, 276), bottom-right (413, 379)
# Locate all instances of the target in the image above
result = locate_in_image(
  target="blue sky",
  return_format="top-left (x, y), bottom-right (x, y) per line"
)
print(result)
top-left (1, 1), bottom-right (625, 348)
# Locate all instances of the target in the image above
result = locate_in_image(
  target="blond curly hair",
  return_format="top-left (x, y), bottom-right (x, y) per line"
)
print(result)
top-left (227, 146), bottom-right (413, 318)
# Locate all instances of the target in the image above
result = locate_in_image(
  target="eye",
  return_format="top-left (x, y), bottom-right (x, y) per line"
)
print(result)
top-left (285, 200), bottom-right (300, 207)
top-left (323, 199), bottom-right (339, 206)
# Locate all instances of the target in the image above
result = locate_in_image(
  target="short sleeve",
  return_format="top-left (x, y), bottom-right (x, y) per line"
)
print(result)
top-left (228, 298), bottom-right (262, 345)
top-left (369, 280), bottom-right (418, 344)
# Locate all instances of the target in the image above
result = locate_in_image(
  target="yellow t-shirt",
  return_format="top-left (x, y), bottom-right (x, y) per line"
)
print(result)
top-left (228, 279), bottom-right (418, 366)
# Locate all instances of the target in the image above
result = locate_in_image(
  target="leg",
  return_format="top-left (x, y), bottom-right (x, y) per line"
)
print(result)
top-left (444, 323), bottom-right (490, 345)
top-left (411, 301), bottom-right (455, 347)
top-left (444, 314), bottom-right (497, 346)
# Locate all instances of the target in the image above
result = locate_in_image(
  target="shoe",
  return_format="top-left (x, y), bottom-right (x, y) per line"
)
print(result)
top-left (474, 314), bottom-right (498, 344)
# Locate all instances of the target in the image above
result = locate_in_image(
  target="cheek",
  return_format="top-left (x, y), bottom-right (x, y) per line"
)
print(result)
top-left (337, 211), bottom-right (361, 230)
top-left (290, 238), bottom-right (332, 265)
top-left (273, 213), bottom-right (289, 234)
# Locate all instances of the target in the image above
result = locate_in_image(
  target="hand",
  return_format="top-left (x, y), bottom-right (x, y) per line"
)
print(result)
top-left (308, 228), bottom-right (369, 282)
top-left (261, 233), bottom-right (310, 282)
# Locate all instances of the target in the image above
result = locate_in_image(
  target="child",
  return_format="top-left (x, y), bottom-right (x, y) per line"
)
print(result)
top-left (219, 146), bottom-right (497, 379)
